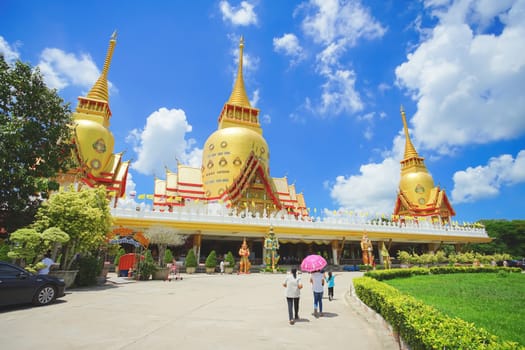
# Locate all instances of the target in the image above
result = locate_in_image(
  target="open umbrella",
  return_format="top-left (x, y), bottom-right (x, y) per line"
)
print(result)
top-left (300, 254), bottom-right (327, 272)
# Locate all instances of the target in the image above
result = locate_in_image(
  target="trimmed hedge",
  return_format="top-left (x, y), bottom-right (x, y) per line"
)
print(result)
top-left (364, 266), bottom-right (521, 281)
top-left (353, 277), bottom-right (522, 349)
top-left (354, 267), bottom-right (524, 349)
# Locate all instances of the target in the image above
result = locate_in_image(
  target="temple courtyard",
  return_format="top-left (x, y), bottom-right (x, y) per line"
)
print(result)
top-left (0, 271), bottom-right (399, 349)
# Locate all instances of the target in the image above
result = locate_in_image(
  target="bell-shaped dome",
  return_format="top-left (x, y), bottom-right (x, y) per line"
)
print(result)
top-left (74, 119), bottom-right (115, 176)
top-left (202, 127), bottom-right (269, 199)
top-left (399, 171), bottom-right (435, 207)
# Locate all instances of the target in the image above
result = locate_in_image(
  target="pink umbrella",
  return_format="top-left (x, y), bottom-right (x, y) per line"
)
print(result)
top-left (300, 254), bottom-right (327, 272)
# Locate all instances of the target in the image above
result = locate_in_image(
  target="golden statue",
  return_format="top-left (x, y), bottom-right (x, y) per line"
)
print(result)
top-left (360, 233), bottom-right (374, 265)
top-left (238, 238), bottom-right (251, 274)
top-left (380, 242), bottom-right (391, 269)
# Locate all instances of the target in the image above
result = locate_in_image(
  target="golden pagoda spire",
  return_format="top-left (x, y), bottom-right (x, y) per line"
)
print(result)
top-left (227, 36), bottom-right (251, 108)
top-left (400, 105), bottom-right (420, 159)
top-left (87, 31), bottom-right (117, 102)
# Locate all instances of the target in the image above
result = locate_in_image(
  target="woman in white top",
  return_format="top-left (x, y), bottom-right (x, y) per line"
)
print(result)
top-left (283, 267), bottom-right (302, 325)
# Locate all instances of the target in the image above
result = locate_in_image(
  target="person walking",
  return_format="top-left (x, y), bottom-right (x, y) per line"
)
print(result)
top-left (310, 269), bottom-right (324, 317)
top-left (283, 267), bottom-right (302, 325)
top-left (325, 271), bottom-right (337, 301)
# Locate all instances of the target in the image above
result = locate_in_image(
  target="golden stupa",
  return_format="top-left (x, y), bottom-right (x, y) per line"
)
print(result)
top-left (154, 37), bottom-right (308, 216)
top-left (393, 106), bottom-right (455, 223)
top-left (59, 32), bottom-right (129, 203)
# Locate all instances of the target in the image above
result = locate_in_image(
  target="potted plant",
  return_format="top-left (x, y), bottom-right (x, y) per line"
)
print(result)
top-left (152, 249), bottom-right (173, 280)
top-left (137, 250), bottom-right (157, 280)
top-left (205, 250), bottom-right (217, 274)
top-left (224, 251), bottom-right (235, 274)
top-left (185, 249), bottom-right (197, 274)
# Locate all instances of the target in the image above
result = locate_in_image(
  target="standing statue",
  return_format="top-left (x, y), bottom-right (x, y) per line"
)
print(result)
top-left (380, 242), bottom-right (391, 269)
top-left (238, 238), bottom-right (251, 274)
top-left (360, 233), bottom-right (374, 265)
top-left (264, 226), bottom-right (280, 271)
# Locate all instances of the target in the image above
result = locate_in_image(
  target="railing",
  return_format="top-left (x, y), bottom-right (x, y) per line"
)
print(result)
top-left (111, 204), bottom-right (489, 239)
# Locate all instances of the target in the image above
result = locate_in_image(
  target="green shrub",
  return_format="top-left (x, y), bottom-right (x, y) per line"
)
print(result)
top-left (225, 251), bottom-right (235, 269)
top-left (163, 249), bottom-right (174, 266)
top-left (185, 249), bottom-right (197, 268)
top-left (75, 255), bottom-right (102, 287)
top-left (205, 250), bottom-right (217, 268)
top-left (113, 247), bottom-right (125, 266)
top-left (364, 266), bottom-right (520, 281)
top-left (0, 242), bottom-right (10, 262)
top-left (137, 250), bottom-right (157, 280)
top-left (353, 277), bottom-right (521, 349)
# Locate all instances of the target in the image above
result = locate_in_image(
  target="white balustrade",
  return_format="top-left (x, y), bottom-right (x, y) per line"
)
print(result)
top-left (111, 205), bottom-right (489, 239)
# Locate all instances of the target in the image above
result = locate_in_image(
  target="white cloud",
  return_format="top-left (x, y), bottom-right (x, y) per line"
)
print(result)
top-left (330, 157), bottom-right (400, 215)
top-left (129, 107), bottom-right (203, 176)
top-left (219, 1), bottom-right (257, 26)
top-left (251, 88), bottom-right (260, 107)
top-left (37, 48), bottom-right (103, 91)
top-left (273, 33), bottom-right (306, 65)
top-left (396, 0), bottom-right (525, 153)
top-left (319, 68), bottom-right (363, 115)
top-left (261, 113), bottom-right (271, 124)
top-left (328, 129), bottom-right (407, 214)
top-left (301, 0), bottom-right (386, 46)
top-left (296, 0), bottom-right (385, 116)
top-left (0, 36), bottom-right (20, 63)
top-left (452, 150), bottom-right (525, 203)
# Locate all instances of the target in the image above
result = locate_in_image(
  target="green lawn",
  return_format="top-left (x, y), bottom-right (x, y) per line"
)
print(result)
top-left (384, 272), bottom-right (525, 345)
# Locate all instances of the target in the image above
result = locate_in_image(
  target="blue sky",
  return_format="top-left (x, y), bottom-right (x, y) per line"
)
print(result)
top-left (1, 0), bottom-right (524, 223)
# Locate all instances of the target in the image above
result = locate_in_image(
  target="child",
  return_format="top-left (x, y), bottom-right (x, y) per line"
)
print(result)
top-left (325, 271), bottom-right (337, 301)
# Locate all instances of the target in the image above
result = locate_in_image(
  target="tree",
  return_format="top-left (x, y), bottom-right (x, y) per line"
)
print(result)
top-left (0, 56), bottom-right (73, 232)
top-left (466, 220), bottom-right (525, 258)
top-left (143, 226), bottom-right (186, 266)
top-left (33, 187), bottom-right (112, 270)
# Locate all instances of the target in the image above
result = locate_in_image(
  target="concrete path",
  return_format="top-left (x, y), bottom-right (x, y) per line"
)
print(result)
top-left (0, 271), bottom-right (399, 350)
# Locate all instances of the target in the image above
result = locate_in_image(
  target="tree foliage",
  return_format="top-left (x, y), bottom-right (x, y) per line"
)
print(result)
top-left (33, 187), bottom-right (112, 269)
top-left (466, 220), bottom-right (525, 258)
top-left (6, 228), bottom-right (41, 264)
top-left (144, 226), bottom-right (186, 266)
top-left (0, 56), bottom-right (73, 232)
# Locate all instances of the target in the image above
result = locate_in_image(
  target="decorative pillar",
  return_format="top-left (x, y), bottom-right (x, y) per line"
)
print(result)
top-left (331, 240), bottom-right (339, 265)
top-left (193, 233), bottom-right (202, 263)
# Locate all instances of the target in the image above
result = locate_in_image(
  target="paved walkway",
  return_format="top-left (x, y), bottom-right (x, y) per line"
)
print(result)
top-left (0, 271), bottom-right (399, 350)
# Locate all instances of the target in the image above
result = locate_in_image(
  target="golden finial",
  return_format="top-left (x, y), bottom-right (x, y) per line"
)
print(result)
top-left (87, 31), bottom-right (117, 102)
top-left (227, 36), bottom-right (251, 107)
top-left (400, 105), bottom-right (419, 159)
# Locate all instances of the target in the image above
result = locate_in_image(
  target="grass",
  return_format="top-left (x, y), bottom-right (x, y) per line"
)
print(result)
top-left (384, 272), bottom-right (525, 345)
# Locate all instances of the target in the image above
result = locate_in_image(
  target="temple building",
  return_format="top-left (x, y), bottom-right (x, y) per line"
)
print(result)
top-left (58, 32), bottom-right (129, 205)
top-left (68, 34), bottom-right (489, 266)
top-left (393, 106), bottom-right (455, 224)
top-left (153, 37), bottom-right (308, 218)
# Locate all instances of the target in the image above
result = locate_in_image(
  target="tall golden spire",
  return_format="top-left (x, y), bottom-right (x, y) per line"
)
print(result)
top-left (227, 36), bottom-right (251, 108)
top-left (87, 31), bottom-right (117, 102)
top-left (400, 105), bottom-right (420, 159)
